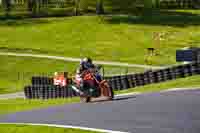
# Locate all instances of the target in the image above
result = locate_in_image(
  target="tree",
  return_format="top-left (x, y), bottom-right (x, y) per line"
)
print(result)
top-left (73, 0), bottom-right (80, 16)
top-left (193, 0), bottom-right (200, 9)
top-left (79, 0), bottom-right (89, 13)
top-left (27, 0), bottom-right (39, 16)
top-left (96, 0), bottom-right (104, 14)
top-left (111, 0), bottom-right (138, 14)
top-left (2, 0), bottom-right (11, 16)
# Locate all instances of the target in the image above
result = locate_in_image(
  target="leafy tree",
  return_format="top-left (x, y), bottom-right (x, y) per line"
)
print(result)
top-left (96, 0), bottom-right (104, 14)
top-left (73, 0), bottom-right (80, 16)
top-left (111, 0), bottom-right (140, 14)
top-left (193, 0), bottom-right (200, 9)
top-left (27, 0), bottom-right (40, 16)
top-left (79, 0), bottom-right (89, 12)
top-left (2, 0), bottom-right (11, 16)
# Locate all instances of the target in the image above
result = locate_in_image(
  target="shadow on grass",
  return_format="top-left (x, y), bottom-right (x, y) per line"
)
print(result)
top-left (0, 87), bottom-right (13, 94)
top-left (103, 10), bottom-right (200, 27)
top-left (0, 8), bottom-right (74, 26)
top-left (0, 46), bottom-right (52, 54)
top-left (0, 46), bottom-right (68, 57)
top-left (0, 46), bottom-right (66, 57)
top-left (0, 12), bottom-right (72, 26)
top-left (0, 17), bottom-right (53, 26)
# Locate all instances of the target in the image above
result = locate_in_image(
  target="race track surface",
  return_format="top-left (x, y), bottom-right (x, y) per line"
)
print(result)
top-left (0, 89), bottom-right (200, 133)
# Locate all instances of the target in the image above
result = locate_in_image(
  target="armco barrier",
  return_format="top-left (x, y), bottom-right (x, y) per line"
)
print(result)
top-left (24, 62), bottom-right (200, 99)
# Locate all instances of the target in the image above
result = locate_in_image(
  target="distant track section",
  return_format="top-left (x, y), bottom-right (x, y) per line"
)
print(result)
top-left (0, 52), bottom-right (164, 69)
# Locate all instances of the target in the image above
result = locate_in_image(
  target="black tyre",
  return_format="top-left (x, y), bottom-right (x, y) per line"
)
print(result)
top-left (110, 87), bottom-right (114, 99)
top-left (80, 96), bottom-right (91, 103)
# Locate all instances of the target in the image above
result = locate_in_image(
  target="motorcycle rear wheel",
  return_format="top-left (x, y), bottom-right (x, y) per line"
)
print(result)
top-left (80, 96), bottom-right (91, 103)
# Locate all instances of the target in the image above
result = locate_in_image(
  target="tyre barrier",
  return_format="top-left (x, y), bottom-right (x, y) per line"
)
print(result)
top-left (24, 85), bottom-right (78, 99)
top-left (105, 62), bottom-right (200, 91)
top-left (159, 0), bottom-right (196, 9)
top-left (32, 77), bottom-right (53, 85)
top-left (24, 62), bottom-right (200, 99)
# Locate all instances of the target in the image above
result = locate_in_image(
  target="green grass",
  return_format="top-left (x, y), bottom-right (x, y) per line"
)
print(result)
top-left (115, 75), bottom-right (200, 94)
top-left (101, 65), bottom-right (145, 76)
top-left (0, 10), bottom-right (200, 65)
top-left (0, 55), bottom-right (144, 94)
top-left (0, 56), bottom-right (78, 94)
top-left (0, 97), bottom-right (80, 115)
top-left (0, 124), bottom-right (99, 133)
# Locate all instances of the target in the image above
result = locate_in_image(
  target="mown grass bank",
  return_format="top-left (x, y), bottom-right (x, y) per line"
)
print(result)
top-left (0, 56), bottom-right (77, 94)
top-left (0, 10), bottom-right (200, 65)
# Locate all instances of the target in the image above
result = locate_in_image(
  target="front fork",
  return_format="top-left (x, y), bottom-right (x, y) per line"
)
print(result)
top-left (71, 85), bottom-right (84, 96)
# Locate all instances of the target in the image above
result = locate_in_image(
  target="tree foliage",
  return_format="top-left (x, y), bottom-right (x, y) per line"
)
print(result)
top-left (96, 0), bottom-right (104, 14)
top-left (2, 0), bottom-right (11, 16)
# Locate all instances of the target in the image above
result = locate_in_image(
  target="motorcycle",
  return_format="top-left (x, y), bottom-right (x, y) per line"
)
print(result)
top-left (74, 67), bottom-right (114, 103)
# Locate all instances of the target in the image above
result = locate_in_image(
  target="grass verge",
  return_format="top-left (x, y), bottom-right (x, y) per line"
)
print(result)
top-left (0, 124), bottom-right (99, 133)
top-left (0, 97), bottom-right (80, 115)
top-left (0, 55), bottom-right (77, 94)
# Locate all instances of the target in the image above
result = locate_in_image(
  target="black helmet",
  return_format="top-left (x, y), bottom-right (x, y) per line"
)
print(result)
top-left (87, 57), bottom-right (92, 63)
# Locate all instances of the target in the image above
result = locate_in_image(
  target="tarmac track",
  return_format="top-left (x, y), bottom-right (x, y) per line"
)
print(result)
top-left (0, 89), bottom-right (200, 133)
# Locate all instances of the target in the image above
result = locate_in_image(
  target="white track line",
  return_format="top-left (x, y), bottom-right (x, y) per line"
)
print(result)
top-left (0, 123), bottom-right (129, 133)
top-left (0, 52), bottom-right (163, 69)
top-left (161, 87), bottom-right (200, 92)
top-left (115, 92), bottom-right (141, 97)
top-left (0, 92), bottom-right (25, 100)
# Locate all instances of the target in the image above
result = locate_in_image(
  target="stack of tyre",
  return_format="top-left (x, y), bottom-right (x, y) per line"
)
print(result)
top-left (24, 76), bottom-right (77, 99)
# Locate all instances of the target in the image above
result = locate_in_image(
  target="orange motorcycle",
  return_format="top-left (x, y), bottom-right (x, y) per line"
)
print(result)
top-left (75, 69), bottom-right (113, 103)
